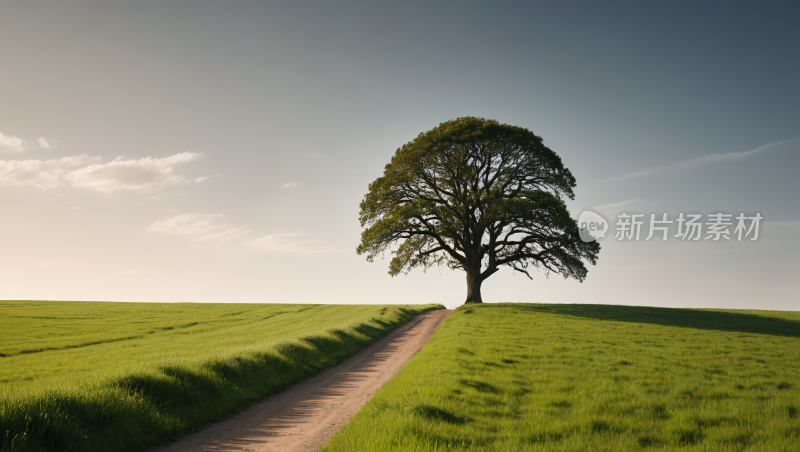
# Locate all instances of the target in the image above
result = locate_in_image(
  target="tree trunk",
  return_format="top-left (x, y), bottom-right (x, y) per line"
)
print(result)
top-left (465, 270), bottom-right (483, 304)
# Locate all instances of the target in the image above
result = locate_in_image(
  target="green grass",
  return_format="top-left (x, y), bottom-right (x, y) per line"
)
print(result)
top-left (0, 301), bottom-right (442, 451)
top-left (322, 304), bottom-right (800, 451)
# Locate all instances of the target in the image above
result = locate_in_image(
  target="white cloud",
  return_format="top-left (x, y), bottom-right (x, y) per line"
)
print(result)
top-left (146, 213), bottom-right (251, 243)
top-left (281, 181), bottom-right (299, 188)
top-left (592, 199), bottom-right (643, 211)
top-left (0, 132), bottom-right (26, 152)
top-left (571, 199), bottom-right (645, 219)
top-left (194, 174), bottom-right (218, 183)
top-left (0, 151), bottom-right (206, 193)
top-left (146, 214), bottom-right (334, 252)
top-left (37, 137), bottom-right (53, 149)
top-left (0, 132), bottom-right (55, 152)
top-left (0, 155), bottom-right (101, 189)
top-left (609, 137), bottom-right (798, 181)
top-left (65, 152), bottom-right (203, 194)
top-left (593, 199), bottom-right (645, 216)
top-left (247, 233), bottom-right (335, 253)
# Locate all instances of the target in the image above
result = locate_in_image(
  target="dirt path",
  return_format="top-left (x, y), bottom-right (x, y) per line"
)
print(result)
top-left (149, 309), bottom-right (452, 452)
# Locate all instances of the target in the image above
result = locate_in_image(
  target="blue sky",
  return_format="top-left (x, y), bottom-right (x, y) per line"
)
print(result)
top-left (1, 1), bottom-right (797, 309)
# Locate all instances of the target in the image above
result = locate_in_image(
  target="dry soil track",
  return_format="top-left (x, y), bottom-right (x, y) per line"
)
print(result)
top-left (149, 309), bottom-right (452, 452)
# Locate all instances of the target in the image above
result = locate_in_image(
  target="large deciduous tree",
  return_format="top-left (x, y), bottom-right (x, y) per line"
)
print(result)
top-left (357, 117), bottom-right (600, 304)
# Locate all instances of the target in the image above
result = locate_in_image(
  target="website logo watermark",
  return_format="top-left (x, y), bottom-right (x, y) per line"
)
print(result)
top-left (578, 210), bottom-right (763, 243)
top-left (577, 209), bottom-right (610, 243)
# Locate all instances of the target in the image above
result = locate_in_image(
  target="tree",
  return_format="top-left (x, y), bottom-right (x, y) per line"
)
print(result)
top-left (357, 117), bottom-right (600, 304)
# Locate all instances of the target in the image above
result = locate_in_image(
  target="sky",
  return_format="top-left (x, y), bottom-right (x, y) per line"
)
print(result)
top-left (1, 1), bottom-right (797, 310)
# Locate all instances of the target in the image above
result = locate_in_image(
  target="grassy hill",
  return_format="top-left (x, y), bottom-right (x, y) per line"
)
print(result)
top-left (0, 301), bottom-right (442, 451)
top-left (322, 303), bottom-right (800, 451)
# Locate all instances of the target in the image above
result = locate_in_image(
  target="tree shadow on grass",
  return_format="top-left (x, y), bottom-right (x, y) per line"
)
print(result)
top-left (459, 379), bottom-right (501, 394)
top-left (485, 304), bottom-right (800, 338)
top-left (411, 404), bottom-right (469, 424)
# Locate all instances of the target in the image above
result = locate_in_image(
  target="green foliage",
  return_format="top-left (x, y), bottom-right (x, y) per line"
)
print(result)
top-left (357, 117), bottom-right (599, 303)
top-left (0, 301), bottom-right (442, 451)
top-left (322, 304), bottom-right (800, 451)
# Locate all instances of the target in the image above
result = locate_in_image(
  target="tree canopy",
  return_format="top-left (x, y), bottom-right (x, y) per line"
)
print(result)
top-left (357, 117), bottom-right (600, 304)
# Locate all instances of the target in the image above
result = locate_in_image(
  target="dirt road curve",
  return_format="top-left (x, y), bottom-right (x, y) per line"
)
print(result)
top-left (149, 309), bottom-right (452, 452)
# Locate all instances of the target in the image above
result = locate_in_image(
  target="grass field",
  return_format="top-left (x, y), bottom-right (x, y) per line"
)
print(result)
top-left (0, 301), bottom-right (442, 452)
top-left (322, 304), bottom-right (800, 451)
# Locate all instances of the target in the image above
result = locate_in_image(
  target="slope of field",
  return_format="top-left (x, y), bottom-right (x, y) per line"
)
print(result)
top-left (0, 301), bottom-right (442, 452)
top-left (322, 304), bottom-right (800, 452)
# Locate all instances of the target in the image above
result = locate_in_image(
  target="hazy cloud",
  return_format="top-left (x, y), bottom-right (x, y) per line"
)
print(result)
top-left (146, 213), bottom-right (251, 243)
top-left (609, 138), bottom-right (796, 181)
top-left (281, 181), bottom-right (299, 188)
top-left (304, 152), bottom-right (323, 159)
top-left (247, 233), bottom-right (335, 253)
top-left (37, 137), bottom-right (53, 149)
top-left (0, 151), bottom-right (206, 193)
top-left (593, 199), bottom-right (643, 211)
top-left (146, 214), bottom-right (334, 252)
top-left (571, 199), bottom-right (645, 219)
top-left (0, 132), bottom-right (27, 152)
top-left (0, 155), bottom-right (101, 189)
top-left (194, 174), bottom-right (218, 183)
top-left (593, 199), bottom-right (645, 215)
top-left (66, 152), bottom-right (203, 194)
top-left (0, 131), bottom-right (55, 152)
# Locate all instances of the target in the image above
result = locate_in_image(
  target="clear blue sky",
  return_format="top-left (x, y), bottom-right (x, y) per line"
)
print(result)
top-left (1, 1), bottom-right (797, 309)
